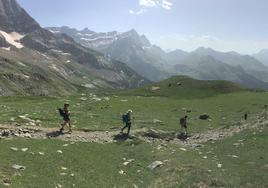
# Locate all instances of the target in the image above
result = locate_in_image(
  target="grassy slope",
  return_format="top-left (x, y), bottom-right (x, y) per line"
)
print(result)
top-left (152, 127), bottom-right (268, 188)
top-left (0, 76), bottom-right (267, 187)
top-left (120, 75), bottom-right (245, 99)
top-left (0, 127), bottom-right (267, 187)
top-left (0, 91), bottom-right (267, 133)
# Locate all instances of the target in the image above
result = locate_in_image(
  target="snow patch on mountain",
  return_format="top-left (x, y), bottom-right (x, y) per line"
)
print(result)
top-left (0, 30), bottom-right (24, 48)
top-left (1, 46), bottom-right (11, 51)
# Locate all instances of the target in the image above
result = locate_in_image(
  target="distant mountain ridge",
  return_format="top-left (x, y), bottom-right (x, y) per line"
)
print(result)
top-left (48, 26), bottom-right (268, 90)
top-left (253, 49), bottom-right (268, 66)
top-left (47, 26), bottom-right (171, 82)
top-left (0, 0), bottom-right (147, 96)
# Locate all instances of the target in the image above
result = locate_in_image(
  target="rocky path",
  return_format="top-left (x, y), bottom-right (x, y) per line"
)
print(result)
top-left (0, 114), bottom-right (267, 147)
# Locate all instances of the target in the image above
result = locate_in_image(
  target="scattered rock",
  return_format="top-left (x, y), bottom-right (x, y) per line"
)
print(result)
top-left (199, 114), bottom-right (210, 120)
top-left (38, 152), bottom-right (45, 155)
top-left (217, 163), bottom-right (222, 168)
top-left (148, 161), bottom-right (163, 170)
top-left (103, 97), bottom-right (110, 101)
top-left (10, 147), bottom-right (18, 151)
top-left (80, 97), bottom-right (87, 101)
top-left (60, 173), bottom-right (67, 176)
top-left (191, 144), bottom-right (203, 148)
top-left (63, 144), bottom-right (69, 147)
top-left (119, 170), bottom-right (125, 175)
top-left (151, 86), bottom-right (160, 91)
top-left (21, 148), bottom-right (28, 152)
top-left (153, 119), bottom-right (163, 124)
top-left (123, 159), bottom-right (135, 166)
top-left (230, 155), bottom-right (239, 158)
top-left (57, 150), bottom-right (63, 154)
top-left (61, 167), bottom-right (68, 170)
top-left (179, 147), bottom-right (187, 151)
top-left (12, 164), bottom-right (26, 170)
top-left (2, 178), bottom-right (11, 187)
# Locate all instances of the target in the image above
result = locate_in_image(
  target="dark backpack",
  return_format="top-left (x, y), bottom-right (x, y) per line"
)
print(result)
top-left (58, 108), bottom-right (65, 117)
top-left (122, 114), bottom-right (129, 123)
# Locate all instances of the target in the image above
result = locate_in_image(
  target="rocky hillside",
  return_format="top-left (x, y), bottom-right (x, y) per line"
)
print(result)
top-left (47, 27), bottom-right (171, 82)
top-left (0, 0), bottom-right (147, 96)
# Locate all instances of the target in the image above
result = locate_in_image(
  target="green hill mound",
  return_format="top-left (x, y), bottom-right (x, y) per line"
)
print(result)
top-left (121, 76), bottom-right (245, 98)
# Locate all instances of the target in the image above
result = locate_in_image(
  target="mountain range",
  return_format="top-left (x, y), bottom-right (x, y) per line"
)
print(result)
top-left (0, 0), bottom-right (147, 96)
top-left (47, 26), bottom-right (268, 90)
top-left (253, 49), bottom-right (268, 66)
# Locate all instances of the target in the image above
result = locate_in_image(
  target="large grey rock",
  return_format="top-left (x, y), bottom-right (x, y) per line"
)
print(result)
top-left (12, 164), bottom-right (26, 170)
top-left (148, 161), bottom-right (163, 170)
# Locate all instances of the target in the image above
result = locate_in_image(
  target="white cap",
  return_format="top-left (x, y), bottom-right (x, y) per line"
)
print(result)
top-left (128, 109), bottom-right (133, 113)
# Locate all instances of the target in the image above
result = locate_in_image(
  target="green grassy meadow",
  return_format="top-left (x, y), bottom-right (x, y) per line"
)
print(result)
top-left (0, 77), bottom-right (267, 187)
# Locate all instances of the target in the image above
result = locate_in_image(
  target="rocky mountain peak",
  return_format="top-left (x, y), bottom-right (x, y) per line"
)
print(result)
top-left (0, 0), bottom-right (40, 33)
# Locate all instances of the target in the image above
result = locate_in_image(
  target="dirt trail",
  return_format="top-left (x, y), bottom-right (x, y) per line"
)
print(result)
top-left (0, 114), bottom-right (267, 147)
top-left (174, 116), bottom-right (268, 147)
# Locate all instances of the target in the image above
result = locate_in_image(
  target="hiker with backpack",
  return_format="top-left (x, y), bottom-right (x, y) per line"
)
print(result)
top-left (58, 103), bottom-right (72, 134)
top-left (180, 115), bottom-right (188, 135)
top-left (121, 110), bottom-right (133, 135)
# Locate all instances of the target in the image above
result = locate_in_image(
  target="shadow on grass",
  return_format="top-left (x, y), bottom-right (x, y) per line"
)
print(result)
top-left (46, 130), bottom-right (63, 138)
top-left (177, 132), bottom-right (190, 141)
top-left (113, 133), bottom-right (137, 142)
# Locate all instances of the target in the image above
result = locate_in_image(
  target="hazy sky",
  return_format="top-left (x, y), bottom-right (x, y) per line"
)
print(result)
top-left (17, 0), bottom-right (268, 54)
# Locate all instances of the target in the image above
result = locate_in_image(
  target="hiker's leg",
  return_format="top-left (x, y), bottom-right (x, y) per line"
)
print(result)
top-left (127, 124), bottom-right (131, 135)
top-left (121, 123), bottom-right (127, 132)
top-left (68, 121), bottom-right (72, 133)
top-left (60, 121), bottom-right (67, 132)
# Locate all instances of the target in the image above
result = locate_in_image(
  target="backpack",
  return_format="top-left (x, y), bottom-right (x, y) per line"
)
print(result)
top-left (122, 114), bottom-right (129, 123)
top-left (58, 108), bottom-right (65, 117)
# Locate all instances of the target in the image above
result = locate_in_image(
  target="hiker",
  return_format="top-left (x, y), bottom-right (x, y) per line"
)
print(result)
top-left (180, 116), bottom-right (188, 135)
top-left (58, 103), bottom-right (72, 133)
top-left (121, 110), bottom-right (133, 135)
top-left (244, 112), bottom-right (248, 120)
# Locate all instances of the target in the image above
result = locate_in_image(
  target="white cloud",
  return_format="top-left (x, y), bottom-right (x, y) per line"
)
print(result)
top-left (152, 34), bottom-right (268, 54)
top-left (161, 0), bottom-right (173, 10)
top-left (129, 10), bottom-right (135, 14)
top-left (139, 0), bottom-right (157, 7)
top-left (129, 0), bottom-right (173, 15)
top-left (129, 9), bottom-right (147, 15)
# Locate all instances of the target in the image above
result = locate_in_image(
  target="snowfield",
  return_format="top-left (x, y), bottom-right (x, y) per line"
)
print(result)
top-left (0, 30), bottom-right (24, 48)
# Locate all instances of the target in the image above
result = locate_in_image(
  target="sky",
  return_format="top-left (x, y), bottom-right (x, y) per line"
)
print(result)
top-left (17, 0), bottom-right (268, 54)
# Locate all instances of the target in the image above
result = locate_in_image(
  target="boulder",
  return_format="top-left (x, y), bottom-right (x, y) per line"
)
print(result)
top-left (148, 161), bottom-right (163, 170)
top-left (199, 114), bottom-right (210, 120)
top-left (12, 164), bottom-right (26, 170)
